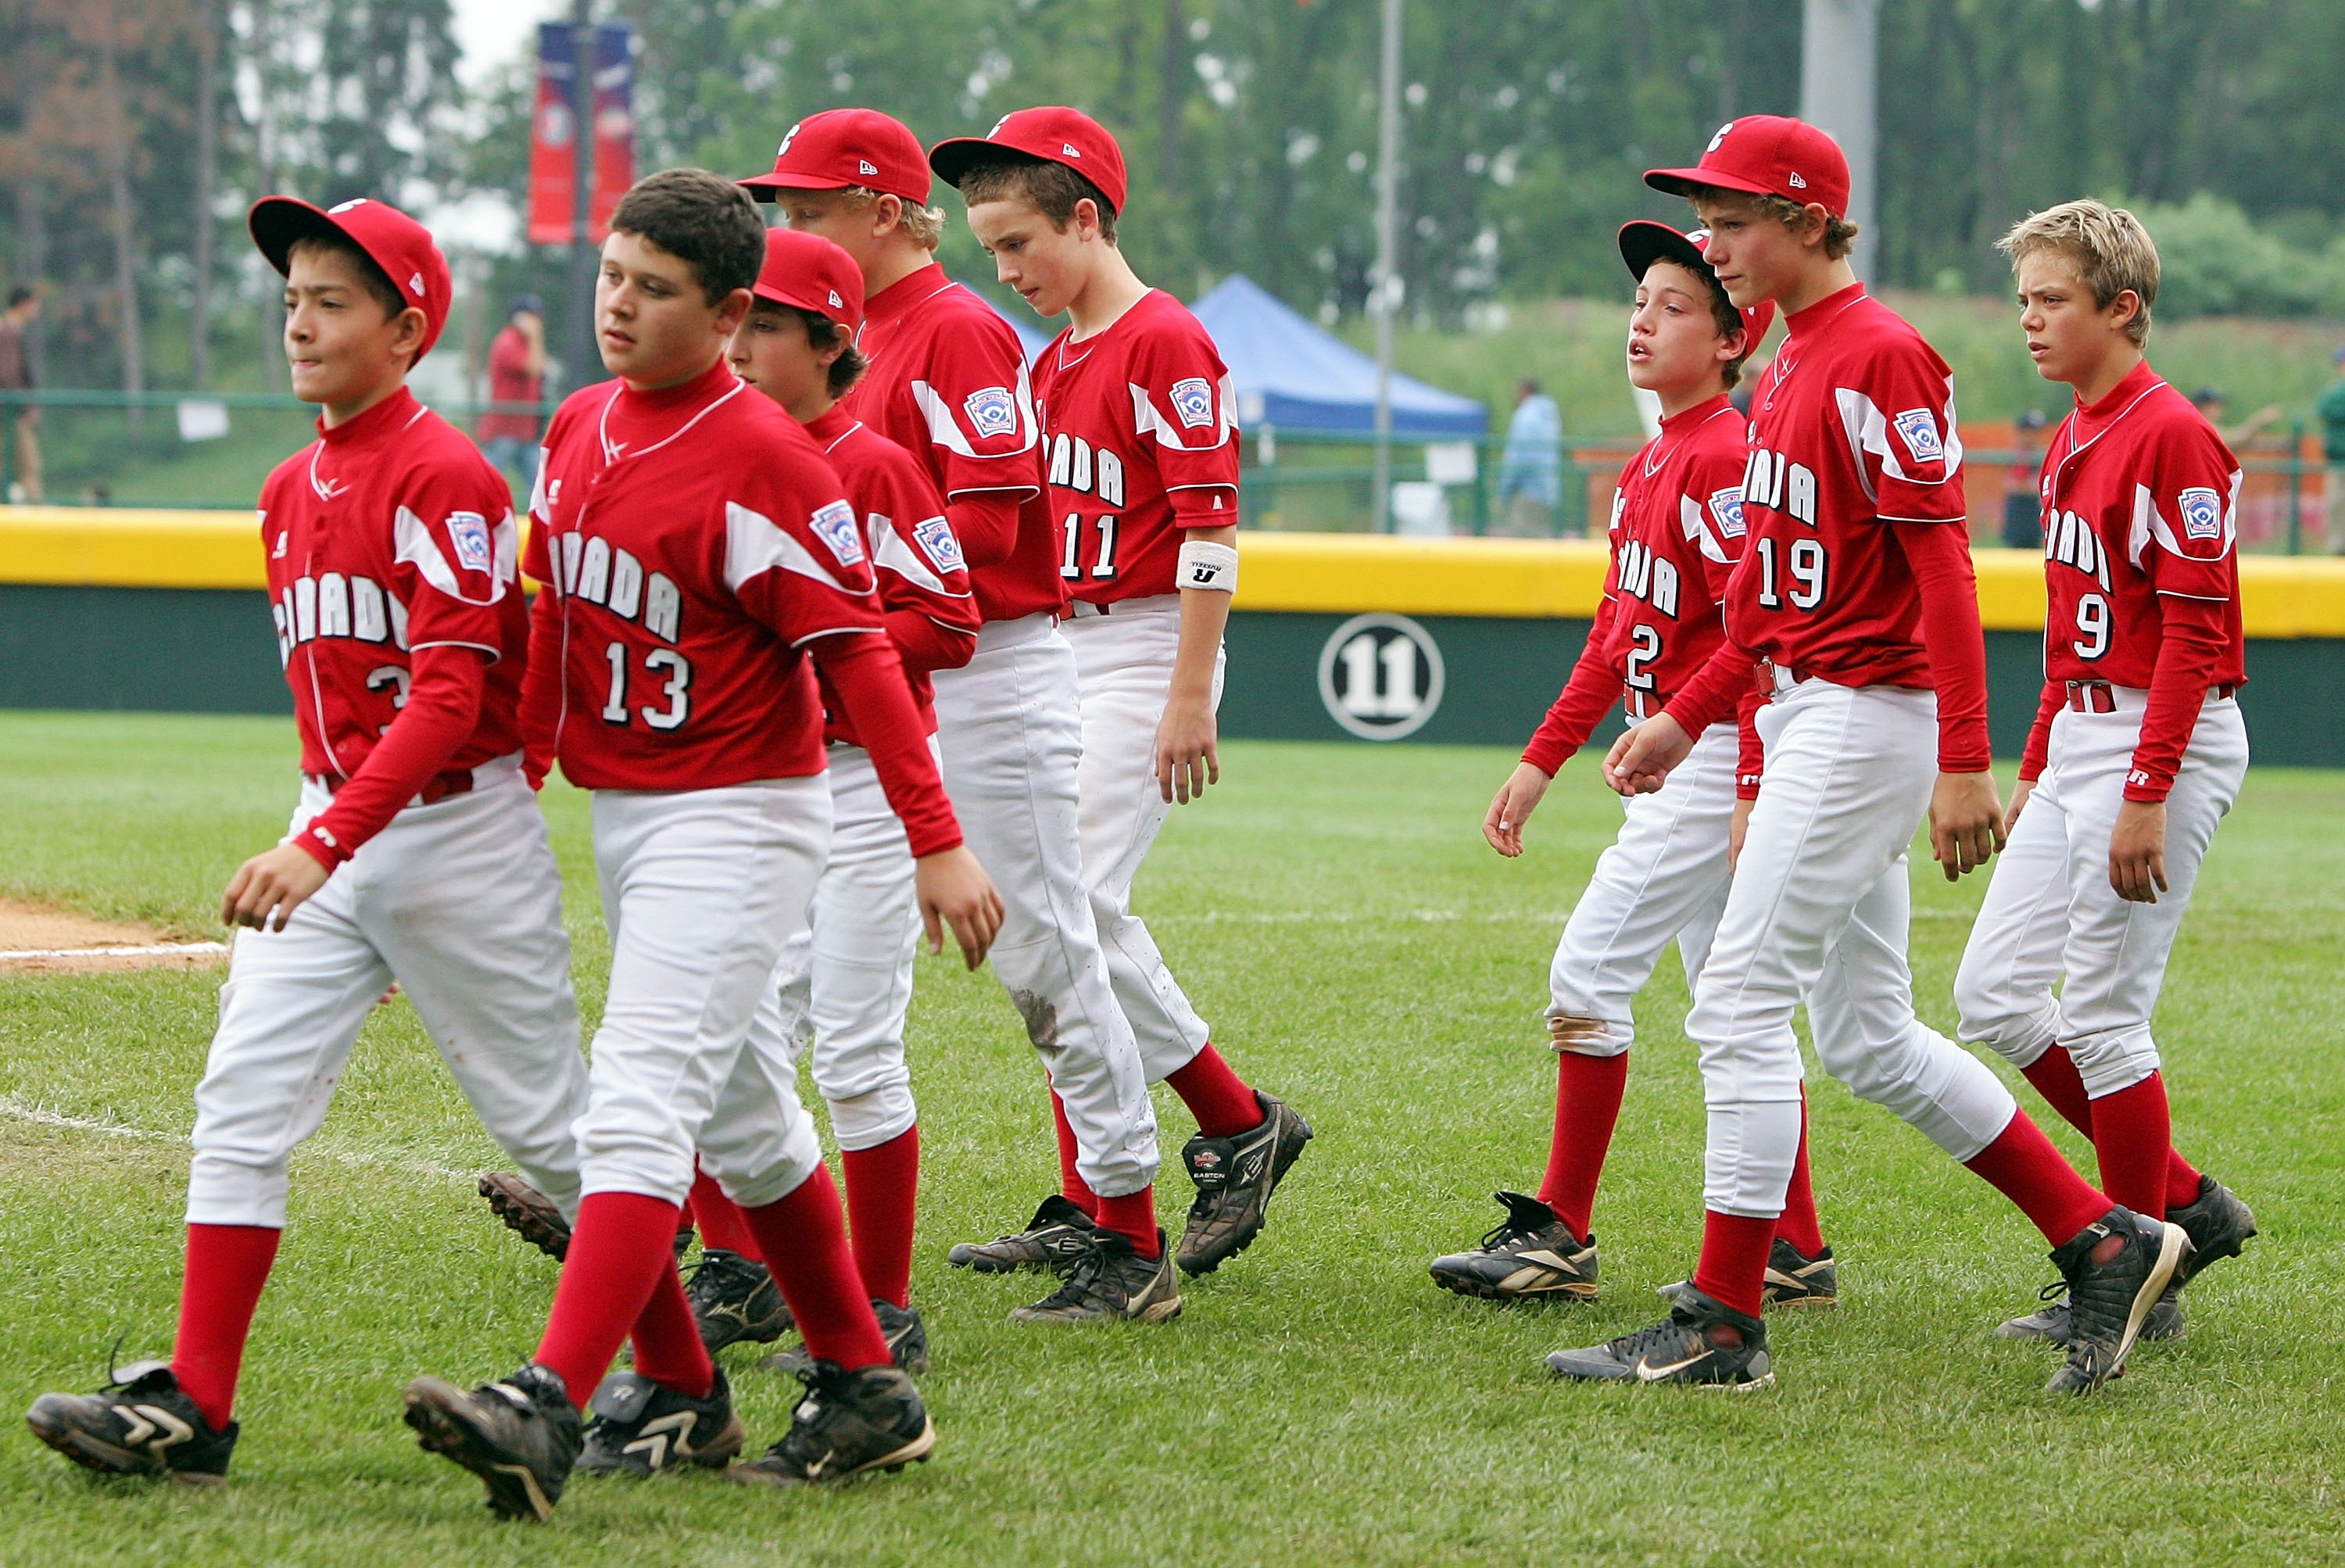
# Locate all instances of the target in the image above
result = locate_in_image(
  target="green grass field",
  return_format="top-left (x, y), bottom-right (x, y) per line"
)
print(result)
top-left (2, 713), bottom-right (2340, 1566)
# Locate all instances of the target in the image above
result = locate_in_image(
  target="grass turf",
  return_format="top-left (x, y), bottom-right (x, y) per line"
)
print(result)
top-left (0, 711), bottom-right (2339, 1566)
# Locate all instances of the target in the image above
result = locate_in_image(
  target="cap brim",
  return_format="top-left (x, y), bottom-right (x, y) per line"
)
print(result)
top-left (1618, 221), bottom-right (1710, 285)
top-left (929, 135), bottom-right (1040, 190)
top-left (248, 196), bottom-right (342, 277)
top-left (1643, 165), bottom-right (1777, 201)
top-left (738, 170), bottom-right (854, 198)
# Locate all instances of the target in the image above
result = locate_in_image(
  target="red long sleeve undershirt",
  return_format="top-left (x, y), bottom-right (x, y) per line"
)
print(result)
top-left (1894, 520), bottom-right (1994, 774)
top-left (2125, 592), bottom-right (2229, 802)
top-left (521, 588), bottom-right (562, 790)
top-left (295, 643), bottom-right (487, 869)
top-left (2018, 678), bottom-right (2060, 783)
top-left (811, 631), bottom-right (964, 857)
top-left (883, 607), bottom-right (978, 678)
top-left (944, 491), bottom-right (1022, 571)
top-left (1521, 592), bottom-right (1622, 776)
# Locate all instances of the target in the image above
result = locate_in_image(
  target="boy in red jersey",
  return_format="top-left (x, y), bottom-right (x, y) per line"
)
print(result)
top-left (1429, 222), bottom-right (1839, 1308)
top-left (399, 170), bottom-right (1001, 1519)
top-left (742, 110), bottom-right (1180, 1324)
top-left (1956, 199), bottom-right (2256, 1347)
top-left (1550, 119), bottom-right (2185, 1395)
top-left (929, 107), bottom-right (1314, 1283)
top-left (26, 198), bottom-right (590, 1484)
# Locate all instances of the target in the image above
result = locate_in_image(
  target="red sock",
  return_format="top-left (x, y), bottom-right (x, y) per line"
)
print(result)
top-left (1093, 1187), bottom-right (1161, 1258)
top-left (1534, 1051), bottom-right (1628, 1240)
top-left (1051, 1091), bottom-right (1100, 1217)
top-left (689, 1168), bottom-right (762, 1260)
top-left (170, 1223), bottom-right (282, 1430)
top-left (738, 1170), bottom-right (889, 1370)
top-left (1165, 1044), bottom-right (1262, 1139)
top-left (840, 1126), bottom-right (919, 1309)
top-left (1963, 1111), bottom-right (2111, 1248)
top-left (2025, 1047), bottom-right (2204, 1217)
top-left (2088, 1072), bottom-right (2179, 1220)
top-left (1774, 1096), bottom-right (1827, 1258)
top-left (627, 1261), bottom-right (714, 1400)
top-left (1690, 1210), bottom-right (1775, 1319)
top-left (535, 1192), bottom-right (685, 1409)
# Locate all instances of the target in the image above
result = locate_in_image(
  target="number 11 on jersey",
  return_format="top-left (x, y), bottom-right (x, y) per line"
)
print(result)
top-left (1060, 513), bottom-right (1119, 580)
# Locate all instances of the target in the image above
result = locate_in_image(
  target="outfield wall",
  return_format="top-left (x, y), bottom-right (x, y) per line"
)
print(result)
top-left (4, 510), bottom-right (2343, 764)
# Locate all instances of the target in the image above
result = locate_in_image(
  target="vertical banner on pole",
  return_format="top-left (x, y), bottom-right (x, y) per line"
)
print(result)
top-left (589, 24), bottom-right (634, 238)
top-left (526, 23), bottom-right (578, 245)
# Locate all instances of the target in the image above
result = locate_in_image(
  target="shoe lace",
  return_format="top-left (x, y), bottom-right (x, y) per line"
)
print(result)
top-left (1605, 1318), bottom-right (1692, 1364)
top-left (1477, 1215), bottom-right (1542, 1251)
top-left (685, 1250), bottom-right (759, 1311)
top-left (1028, 1246), bottom-right (1115, 1313)
top-left (2035, 1280), bottom-right (2068, 1305)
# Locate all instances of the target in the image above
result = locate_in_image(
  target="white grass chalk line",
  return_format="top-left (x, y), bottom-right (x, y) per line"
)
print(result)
top-left (0, 1096), bottom-right (470, 1183)
top-left (0, 941), bottom-right (229, 961)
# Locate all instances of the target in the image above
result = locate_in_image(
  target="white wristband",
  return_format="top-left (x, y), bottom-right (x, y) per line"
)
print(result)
top-left (1176, 539), bottom-right (1239, 593)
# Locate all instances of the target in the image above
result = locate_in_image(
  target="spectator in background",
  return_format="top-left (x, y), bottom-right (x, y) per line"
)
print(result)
top-left (0, 287), bottom-right (42, 503)
top-left (477, 294), bottom-right (546, 496)
top-left (2320, 347), bottom-right (2345, 553)
top-left (2189, 386), bottom-right (2283, 451)
top-left (1729, 355), bottom-right (1770, 417)
top-left (1496, 377), bottom-right (1561, 535)
top-left (2003, 409), bottom-right (2046, 549)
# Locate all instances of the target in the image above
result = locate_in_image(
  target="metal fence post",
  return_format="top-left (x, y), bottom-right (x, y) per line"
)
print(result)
top-left (2289, 419), bottom-right (2304, 556)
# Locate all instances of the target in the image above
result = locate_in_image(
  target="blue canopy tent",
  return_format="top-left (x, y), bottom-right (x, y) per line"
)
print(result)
top-left (1190, 274), bottom-right (1487, 437)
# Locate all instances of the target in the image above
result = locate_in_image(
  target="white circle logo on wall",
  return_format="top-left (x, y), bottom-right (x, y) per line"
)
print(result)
top-left (1317, 613), bottom-right (1445, 741)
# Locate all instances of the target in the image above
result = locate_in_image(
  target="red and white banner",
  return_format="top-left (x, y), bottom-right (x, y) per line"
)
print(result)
top-left (527, 23), bottom-right (634, 247)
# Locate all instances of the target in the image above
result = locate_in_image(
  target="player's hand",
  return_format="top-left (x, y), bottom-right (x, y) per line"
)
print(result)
top-left (1483, 761), bottom-right (1555, 857)
top-left (2108, 798), bottom-right (2168, 904)
top-left (1728, 796), bottom-right (1755, 873)
top-left (1928, 770), bottom-right (2007, 882)
top-left (1154, 696), bottom-right (1220, 804)
top-left (2005, 778), bottom-right (2035, 837)
top-left (221, 843), bottom-right (332, 932)
top-left (1602, 713), bottom-right (1692, 797)
top-left (915, 845), bottom-right (1005, 970)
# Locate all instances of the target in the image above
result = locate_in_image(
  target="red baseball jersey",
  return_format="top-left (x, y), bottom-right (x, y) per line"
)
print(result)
top-left (1031, 288), bottom-right (1239, 603)
top-left (259, 385), bottom-right (525, 781)
top-left (839, 261), bottom-right (1065, 623)
top-left (1728, 284), bottom-right (1967, 687)
top-left (2035, 360), bottom-right (2246, 689)
top-left (1525, 395), bottom-right (1752, 773)
top-left (521, 360), bottom-right (886, 791)
top-left (803, 405), bottom-right (980, 746)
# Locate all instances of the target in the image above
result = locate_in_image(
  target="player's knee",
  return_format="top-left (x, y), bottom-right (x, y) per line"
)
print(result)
top-left (828, 1083), bottom-right (916, 1151)
top-left (2065, 1027), bottom-right (2161, 1100)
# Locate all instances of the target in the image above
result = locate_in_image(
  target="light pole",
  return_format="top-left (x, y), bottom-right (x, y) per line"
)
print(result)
top-left (1800, 0), bottom-right (1878, 280)
top-left (565, 0), bottom-right (598, 393)
top-left (1369, 0), bottom-right (1402, 532)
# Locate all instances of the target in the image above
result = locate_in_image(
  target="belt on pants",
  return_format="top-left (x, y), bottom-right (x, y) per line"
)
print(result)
top-left (306, 765), bottom-right (477, 806)
top-left (1756, 660), bottom-right (1809, 700)
top-left (1621, 686), bottom-right (1676, 721)
top-left (2063, 679), bottom-right (2241, 714)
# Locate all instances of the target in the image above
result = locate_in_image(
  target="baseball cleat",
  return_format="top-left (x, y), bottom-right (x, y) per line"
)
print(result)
top-left (727, 1362), bottom-right (934, 1487)
top-left (1428, 1190), bottom-right (1599, 1301)
top-left (480, 1172), bottom-right (571, 1261)
top-left (1659, 1237), bottom-right (1838, 1311)
top-left (685, 1248), bottom-right (793, 1351)
top-left (26, 1360), bottom-right (237, 1484)
top-left (402, 1362), bottom-right (582, 1521)
top-left (575, 1365), bottom-right (744, 1477)
top-left (1544, 1287), bottom-right (1773, 1390)
top-left (765, 1299), bottom-right (930, 1378)
top-left (2043, 1207), bottom-right (2190, 1394)
top-left (1010, 1228), bottom-right (1183, 1323)
top-left (1998, 1290), bottom-right (2185, 1344)
top-left (947, 1194), bottom-right (1097, 1275)
top-left (1175, 1091), bottom-right (1314, 1275)
top-left (2168, 1174), bottom-right (2257, 1284)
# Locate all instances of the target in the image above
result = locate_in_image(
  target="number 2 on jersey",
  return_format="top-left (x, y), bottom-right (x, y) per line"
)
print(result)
top-left (603, 640), bottom-right (693, 731)
top-left (1060, 513), bottom-right (1119, 580)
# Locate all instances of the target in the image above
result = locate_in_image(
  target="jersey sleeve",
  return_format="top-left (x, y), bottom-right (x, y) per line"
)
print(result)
top-left (2134, 428), bottom-right (2242, 603)
top-left (388, 461), bottom-right (523, 657)
top-left (865, 449), bottom-right (981, 669)
top-left (1130, 324), bottom-right (1241, 524)
top-left (1841, 340), bottom-right (1967, 524)
top-left (910, 313), bottom-right (1046, 501)
top-left (723, 467), bottom-right (888, 647)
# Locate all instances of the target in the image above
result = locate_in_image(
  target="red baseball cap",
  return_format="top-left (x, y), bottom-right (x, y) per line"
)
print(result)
top-left (750, 227), bottom-right (865, 334)
top-left (1617, 220), bottom-right (1776, 355)
top-left (249, 195), bottom-right (452, 359)
top-left (1645, 115), bottom-right (1850, 221)
top-left (929, 106), bottom-right (1128, 214)
top-left (739, 108), bottom-right (932, 206)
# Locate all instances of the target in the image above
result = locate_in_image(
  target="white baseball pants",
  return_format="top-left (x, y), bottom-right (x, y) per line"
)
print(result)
top-left (931, 613), bottom-right (1160, 1198)
top-left (187, 761), bottom-right (588, 1229)
top-left (574, 778), bottom-right (830, 1211)
top-left (746, 743), bottom-right (926, 1152)
top-left (1689, 680), bottom-right (2020, 1217)
top-left (1062, 595), bottom-right (1225, 1083)
top-left (1955, 692), bottom-right (2248, 1097)
top-left (1545, 720), bottom-right (1738, 1055)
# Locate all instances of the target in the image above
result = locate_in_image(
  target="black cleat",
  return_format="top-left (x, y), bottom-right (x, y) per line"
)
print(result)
top-left (576, 1365), bottom-right (744, 1477)
top-left (26, 1361), bottom-right (237, 1484)
top-left (2168, 1174), bottom-right (2257, 1285)
top-left (1661, 1238), bottom-right (1839, 1311)
top-left (765, 1300), bottom-right (931, 1378)
top-left (727, 1362), bottom-right (934, 1487)
top-left (2045, 1207), bottom-right (2189, 1394)
top-left (947, 1194), bottom-right (1097, 1275)
top-left (1428, 1191), bottom-right (1599, 1301)
top-left (479, 1172), bottom-right (572, 1261)
top-left (1545, 1287), bottom-right (1773, 1390)
top-left (402, 1363), bottom-right (582, 1521)
top-left (686, 1249), bottom-right (793, 1351)
top-left (1010, 1228), bottom-right (1183, 1323)
top-left (1174, 1091), bottom-right (1314, 1276)
top-left (1999, 1290), bottom-right (2186, 1344)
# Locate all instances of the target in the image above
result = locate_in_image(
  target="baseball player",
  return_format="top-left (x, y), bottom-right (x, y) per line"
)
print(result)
top-left (27, 197), bottom-right (591, 1484)
top-left (1954, 199), bottom-right (2256, 1346)
top-left (1548, 119), bottom-right (2186, 1395)
top-left (929, 107), bottom-right (1314, 1280)
top-left (399, 169), bottom-right (1001, 1520)
top-left (741, 110), bottom-right (1178, 1324)
top-left (1429, 221), bottom-right (1839, 1308)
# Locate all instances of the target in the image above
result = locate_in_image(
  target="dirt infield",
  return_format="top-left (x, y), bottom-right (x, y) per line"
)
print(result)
top-left (0, 898), bottom-right (227, 976)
